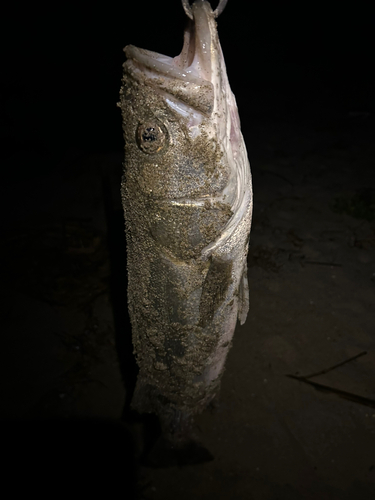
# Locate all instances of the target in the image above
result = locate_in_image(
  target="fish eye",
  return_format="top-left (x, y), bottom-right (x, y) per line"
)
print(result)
top-left (136, 119), bottom-right (168, 154)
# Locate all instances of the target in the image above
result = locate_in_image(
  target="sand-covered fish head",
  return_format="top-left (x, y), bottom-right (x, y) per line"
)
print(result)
top-left (120, 0), bottom-right (248, 209)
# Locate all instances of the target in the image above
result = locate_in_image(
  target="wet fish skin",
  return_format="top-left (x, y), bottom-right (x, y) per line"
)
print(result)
top-left (119, 0), bottom-right (252, 441)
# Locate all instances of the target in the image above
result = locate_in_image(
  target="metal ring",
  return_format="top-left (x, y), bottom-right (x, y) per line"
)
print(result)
top-left (181, 0), bottom-right (228, 20)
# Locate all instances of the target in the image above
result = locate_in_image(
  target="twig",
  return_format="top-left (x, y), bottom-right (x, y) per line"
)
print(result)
top-left (287, 375), bottom-right (375, 409)
top-left (261, 169), bottom-right (294, 187)
top-left (301, 351), bottom-right (367, 379)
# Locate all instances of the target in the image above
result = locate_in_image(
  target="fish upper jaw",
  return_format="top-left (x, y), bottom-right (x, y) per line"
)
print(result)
top-left (123, 0), bottom-right (223, 122)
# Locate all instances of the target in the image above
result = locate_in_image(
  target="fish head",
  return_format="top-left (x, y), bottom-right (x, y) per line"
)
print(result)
top-left (120, 0), bottom-right (251, 259)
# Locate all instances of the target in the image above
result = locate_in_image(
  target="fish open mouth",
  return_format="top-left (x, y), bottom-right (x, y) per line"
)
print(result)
top-left (123, 0), bottom-right (219, 117)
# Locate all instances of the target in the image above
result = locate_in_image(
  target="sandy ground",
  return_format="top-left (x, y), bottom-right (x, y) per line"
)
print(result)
top-left (1, 110), bottom-right (375, 499)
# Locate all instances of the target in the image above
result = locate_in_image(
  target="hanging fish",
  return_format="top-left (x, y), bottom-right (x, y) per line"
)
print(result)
top-left (119, 0), bottom-right (252, 461)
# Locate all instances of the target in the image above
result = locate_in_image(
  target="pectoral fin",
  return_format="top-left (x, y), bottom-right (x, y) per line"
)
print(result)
top-left (199, 258), bottom-right (233, 328)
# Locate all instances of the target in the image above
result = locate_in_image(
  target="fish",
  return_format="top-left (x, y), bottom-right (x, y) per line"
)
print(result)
top-left (119, 0), bottom-right (252, 461)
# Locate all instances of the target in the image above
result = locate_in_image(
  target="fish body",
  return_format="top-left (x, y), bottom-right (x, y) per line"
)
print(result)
top-left (119, 0), bottom-right (252, 442)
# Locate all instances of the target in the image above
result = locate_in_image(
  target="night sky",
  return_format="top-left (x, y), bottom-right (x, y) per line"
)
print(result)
top-left (2, 1), bottom-right (374, 174)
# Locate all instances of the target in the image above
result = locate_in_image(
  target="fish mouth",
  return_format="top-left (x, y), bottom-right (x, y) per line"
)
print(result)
top-left (123, 0), bottom-right (218, 116)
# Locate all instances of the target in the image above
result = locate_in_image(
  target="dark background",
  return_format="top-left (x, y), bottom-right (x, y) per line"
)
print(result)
top-left (2, 1), bottom-right (373, 176)
top-left (1, 2), bottom-right (375, 496)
